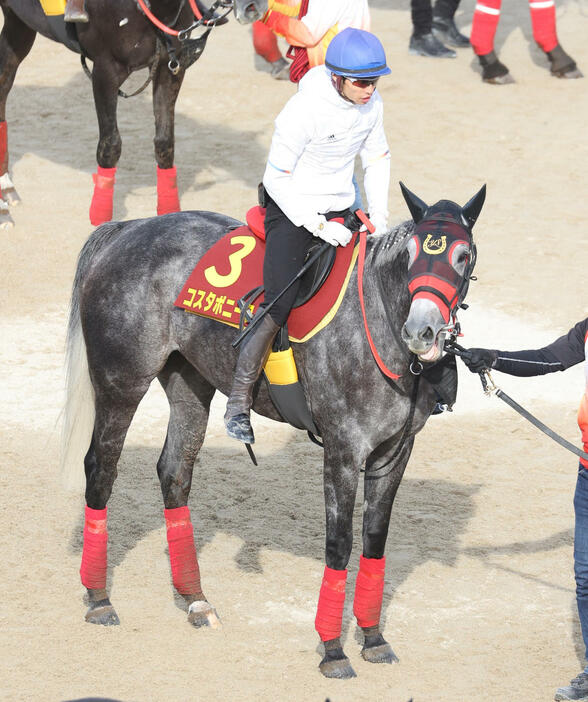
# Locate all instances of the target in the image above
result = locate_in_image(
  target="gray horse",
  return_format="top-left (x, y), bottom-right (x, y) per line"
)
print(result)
top-left (61, 184), bottom-right (485, 678)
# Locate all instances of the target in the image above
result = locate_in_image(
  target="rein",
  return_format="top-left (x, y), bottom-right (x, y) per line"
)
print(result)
top-left (135, 0), bottom-right (232, 38)
top-left (445, 340), bottom-right (588, 462)
top-left (357, 227), bottom-right (402, 380)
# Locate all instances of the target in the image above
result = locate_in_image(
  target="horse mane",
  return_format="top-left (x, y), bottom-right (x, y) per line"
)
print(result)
top-left (366, 218), bottom-right (415, 275)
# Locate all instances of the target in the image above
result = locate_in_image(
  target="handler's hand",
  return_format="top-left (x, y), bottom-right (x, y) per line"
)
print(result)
top-left (460, 348), bottom-right (498, 373)
top-left (312, 218), bottom-right (352, 247)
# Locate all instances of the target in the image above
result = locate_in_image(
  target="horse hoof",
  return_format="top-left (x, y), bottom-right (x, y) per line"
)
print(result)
top-left (3, 188), bottom-right (21, 206)
top-left (553, 67), bottom-right (583, 79)
top-left (319, 655), bottom-right (357, 679)
top-left (0, 214), bottom-right (14, 229)
top-left (361, 641), bottom-right (399, 664)
top-left (85, 598), bottom-right (120, 626)
top-left (188, 600), bottom-right (221, 629)
top-left (484, 72), bottom-right (515, 85)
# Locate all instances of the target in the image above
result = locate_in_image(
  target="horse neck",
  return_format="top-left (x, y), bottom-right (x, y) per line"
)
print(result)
top-left (356, 222), bottom-right (414, 365)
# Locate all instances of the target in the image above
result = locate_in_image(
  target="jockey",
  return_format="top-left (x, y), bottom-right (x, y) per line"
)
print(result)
top-left (224, 27), bottom-right (391, 444)
top-left (470, 0), bottom-right (582, 82)
top-left (460, 318), bottom-right (588, 702)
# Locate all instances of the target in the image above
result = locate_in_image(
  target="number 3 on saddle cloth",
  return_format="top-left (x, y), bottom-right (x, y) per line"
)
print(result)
top-left (174, 205), bottom-right (360, 436)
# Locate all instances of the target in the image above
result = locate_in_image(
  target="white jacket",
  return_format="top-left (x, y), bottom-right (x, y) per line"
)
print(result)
top-left (262, 65), bottom-right (391, 231)
top-left (301, 0), bottom-right (370, 40)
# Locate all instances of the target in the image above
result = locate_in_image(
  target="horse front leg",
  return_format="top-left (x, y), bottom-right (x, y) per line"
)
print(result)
top-left (90, 60), bottom-right (125, 225)
top-left (0, 8), bottom-right (37, 226)
top-left (152, 61), bottom-right (184, 215)
top-left (315, 446), bottom-right (361, 678)
top-left (356, 437), bottom-right (415, 664)
top-left (157, 354), bottom-right (220, 629)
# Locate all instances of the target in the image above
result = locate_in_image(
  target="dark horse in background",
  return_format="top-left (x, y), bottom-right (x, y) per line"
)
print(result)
top-left (61, 183), bottom-right (485, 678)
top-left (0, 0), bottom-right (267, 228)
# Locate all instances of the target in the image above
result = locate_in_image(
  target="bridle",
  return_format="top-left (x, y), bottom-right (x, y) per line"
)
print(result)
top-left (135, 0), bottom-right (234, 40)
top-left (407, 211), bottom-right (477, 329)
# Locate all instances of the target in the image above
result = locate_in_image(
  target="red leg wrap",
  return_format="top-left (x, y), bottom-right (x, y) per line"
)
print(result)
top-left (252, 20), bottom-right (282, 63)
top-left (164, 506), bottom-right (201, 595)
top-left (314, 566), bottom-right (347, 642)
top-left (89, 166), bottom-right (116, 226)
top-left (80, 506), bottom-right (108, 590)
top-left (470, 0), bottom-right (502, 56)
top-left (156, 165), bottom-right (180, 215)
top-left (529, 0), bottom-right (558, 53)
top-left (0, 121), bottom-right (8, 176)
top-left (353, 555), bottom-right (385, 628)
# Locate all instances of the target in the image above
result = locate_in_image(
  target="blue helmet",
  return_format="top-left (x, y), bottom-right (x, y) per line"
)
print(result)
top-left (325, 28), bottom-right (391, 79)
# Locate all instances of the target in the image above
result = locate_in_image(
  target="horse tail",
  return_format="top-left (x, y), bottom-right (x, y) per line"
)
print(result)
top-left (60, 221), bottom-right (124, 491)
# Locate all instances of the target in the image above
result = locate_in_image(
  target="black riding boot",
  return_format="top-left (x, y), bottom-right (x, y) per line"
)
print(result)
top-left (64, 0), bottom-right (89, 23)
top-left (224, 314), bottom-right (280, 444)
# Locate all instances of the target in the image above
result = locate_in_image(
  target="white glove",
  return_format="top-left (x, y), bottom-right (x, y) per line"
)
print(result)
top-left (369, 213), bottom-right (389, 236)
top-left (308, 215), bottom-right (352, 247)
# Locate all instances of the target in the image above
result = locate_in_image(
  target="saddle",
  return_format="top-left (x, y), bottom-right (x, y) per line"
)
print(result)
top-left (175, 205), bottom-right (361, 435)
top-left (39, 0), bottom-right (82, 53)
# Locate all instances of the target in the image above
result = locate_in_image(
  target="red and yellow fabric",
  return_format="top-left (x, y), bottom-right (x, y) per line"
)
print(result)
top-left (39, 0), bottom-right (66, 16)
top-left (263, 0), bottom-right (338, 69)
top-left (578, 331), bottom-right (588, 468)
top-left (174, 208), bottom-right (359, 343)
top-left (579, 393), bottom-right (588, 468)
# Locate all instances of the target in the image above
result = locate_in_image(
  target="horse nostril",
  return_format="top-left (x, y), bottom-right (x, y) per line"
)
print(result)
top-left (401, 324), bottom-right (411, 342)
top-left (419, 327), bottom-right (434, 343)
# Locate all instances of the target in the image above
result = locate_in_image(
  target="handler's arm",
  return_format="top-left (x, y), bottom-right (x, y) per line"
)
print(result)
top-left (264, 0), bottom-right (342, 47)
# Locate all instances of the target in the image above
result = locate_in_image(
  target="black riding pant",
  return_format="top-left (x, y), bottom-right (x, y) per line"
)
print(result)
top-left (411, 0), bottom-right (460, 35)
top-left (262, 198), bottom-right (350, 327)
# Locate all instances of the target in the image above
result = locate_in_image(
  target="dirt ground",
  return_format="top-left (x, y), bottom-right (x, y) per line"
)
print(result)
top-left (1, 2), bottom-right (588, 701)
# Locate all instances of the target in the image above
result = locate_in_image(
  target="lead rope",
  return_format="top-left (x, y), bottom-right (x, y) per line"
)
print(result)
top-left (446, 340), bottom-right (588, 462)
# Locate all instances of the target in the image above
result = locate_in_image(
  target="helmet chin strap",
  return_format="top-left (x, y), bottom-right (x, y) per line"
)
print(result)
top-left (331, 74), bottom-right (355, 104)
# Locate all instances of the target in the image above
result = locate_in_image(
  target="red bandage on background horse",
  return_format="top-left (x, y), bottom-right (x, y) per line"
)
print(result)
top-left (164, 506), bottom-right (201, 595)
top-left (529, 0), bottom-right (558, 53)
top-left (89, 166), bottom-right (116, 226)
top-left (353, 555), bottom-right (385, 628)
top-left (315, 566), bottom-right (347, 641)
top-left (252, 20), bottom-right (282, 63)
top-left (80, 505), bottom-right (108, 590)
top-left (470, 0), bottom-right (501, 56)
top-left (156, 165), bottom-right (180, 215)
top-left (0, 121), bottom-right (8, 176)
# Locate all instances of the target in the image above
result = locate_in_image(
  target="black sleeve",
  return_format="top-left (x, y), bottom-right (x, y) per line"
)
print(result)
top-left (493, 318), bottom-right (587, 377)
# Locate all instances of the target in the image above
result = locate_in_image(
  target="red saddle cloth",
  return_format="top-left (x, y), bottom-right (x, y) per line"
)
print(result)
top-left (174, 207), bottom-right (359, 343)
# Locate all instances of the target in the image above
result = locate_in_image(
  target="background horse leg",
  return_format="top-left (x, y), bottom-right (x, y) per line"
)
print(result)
top-left (82, 381), bottom-right (152, 625)
top-left (357, 436), bottom-right (415, 664)
top-left (0, 7), bottom-right (36, 226)
top-left (152, 60), bottom-right (185, 215)
top-left (89, 59), bottom-right (126, 225)
top-left (156, 353), bottom-right (220, 628)
top-left (315, 447), bottom-right (361, 679)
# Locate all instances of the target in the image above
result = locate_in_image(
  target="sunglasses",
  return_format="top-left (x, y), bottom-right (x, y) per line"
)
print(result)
top-left (346, 77), bottom-right (379, 88)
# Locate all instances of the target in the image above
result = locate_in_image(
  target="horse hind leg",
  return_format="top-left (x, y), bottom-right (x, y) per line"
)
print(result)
top-left (156, 352), bottom-right (220, 628)
top-left (82, 384), bottom-right (152, 626)
top-left (0, 8), bottom-right (36, 227)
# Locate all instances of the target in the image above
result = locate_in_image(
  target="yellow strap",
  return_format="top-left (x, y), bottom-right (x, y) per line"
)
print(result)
top-left (267, 0), bottom-right (301, 18)
top-left (39, 0), bottom-right (67, 16)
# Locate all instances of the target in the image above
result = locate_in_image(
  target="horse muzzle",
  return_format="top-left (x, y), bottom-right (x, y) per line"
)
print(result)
top-left (234, 0), bottom-right (266, 23)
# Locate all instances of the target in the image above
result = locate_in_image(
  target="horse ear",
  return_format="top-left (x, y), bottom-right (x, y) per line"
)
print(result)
top-left (462, 184), bottom-right (486, 229)
top-left (399, 181), bottom-right (429, 223)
